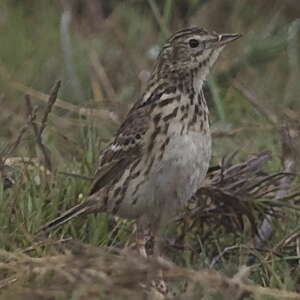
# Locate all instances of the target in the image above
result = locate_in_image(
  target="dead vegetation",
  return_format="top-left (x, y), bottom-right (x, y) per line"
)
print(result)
top-left (0, 1), bottom-right (300, 299)
top-left (0, 244), bottom-right (300, 300)
top-left (0, 81), bottom-right (298, 299)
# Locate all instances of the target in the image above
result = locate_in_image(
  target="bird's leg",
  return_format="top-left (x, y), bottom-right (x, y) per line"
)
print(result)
top-left (152, 230), bottom-right (163, 258)
top-left (149, 219), bottom-right (169, 295)
top-left (135, 217), bottom-right (148, 258)
top-left (150, 212), bottom-right (168, 259)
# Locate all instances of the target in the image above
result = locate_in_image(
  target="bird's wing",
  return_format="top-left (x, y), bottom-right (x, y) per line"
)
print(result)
top-left (89, 105), bottom-right (150, 195)
top-left (89, 83), bottom-right (178, 195)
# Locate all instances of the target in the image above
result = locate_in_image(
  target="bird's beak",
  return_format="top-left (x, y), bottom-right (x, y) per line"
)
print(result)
top-left (204, 33), bottom-right (242, 50)
top-left (217, 33), bottom-right (242, 46)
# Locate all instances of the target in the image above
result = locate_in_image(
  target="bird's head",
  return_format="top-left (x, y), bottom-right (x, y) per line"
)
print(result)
top-left (156, 27), bottom-right (241, 83)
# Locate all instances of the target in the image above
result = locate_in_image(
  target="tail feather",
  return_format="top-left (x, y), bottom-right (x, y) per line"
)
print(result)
top-left (37, 199), bottom-right (98, 235)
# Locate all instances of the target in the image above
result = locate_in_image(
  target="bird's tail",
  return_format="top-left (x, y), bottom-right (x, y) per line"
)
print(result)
top-left (37, 198), bottom-right (99, 235)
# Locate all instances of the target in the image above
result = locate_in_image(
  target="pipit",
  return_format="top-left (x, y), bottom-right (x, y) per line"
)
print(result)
top-left (39, 27), bottom-right (241, 252)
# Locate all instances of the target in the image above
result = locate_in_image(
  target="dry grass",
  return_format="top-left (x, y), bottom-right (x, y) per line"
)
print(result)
top-left (0, 0), bottom-right (299, 299)
top-left (0, 244), bottom-right (300, 300)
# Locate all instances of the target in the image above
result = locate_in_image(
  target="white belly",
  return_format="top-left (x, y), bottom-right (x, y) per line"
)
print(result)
top-left (115, 129), bottom-right (211, 222)
top-left (157, 131), bottom-right (211, 201)
top-left (150, 130), bottom-right (211, 217)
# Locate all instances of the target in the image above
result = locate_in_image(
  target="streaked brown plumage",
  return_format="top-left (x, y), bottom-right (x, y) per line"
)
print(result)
top-left (39, 27), bottom-right (241, 241)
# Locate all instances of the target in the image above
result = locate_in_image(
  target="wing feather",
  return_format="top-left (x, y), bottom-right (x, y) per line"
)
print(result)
top-left (89, 105), bottom-right (150, 195)
top-left (89, 84), bottom-right (178, 195)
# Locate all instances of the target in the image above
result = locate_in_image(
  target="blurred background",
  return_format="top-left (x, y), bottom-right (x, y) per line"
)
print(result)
top-left (0, 0), bottom-right (299, 168)
top-left (0, 1), bottom-right (299, 297)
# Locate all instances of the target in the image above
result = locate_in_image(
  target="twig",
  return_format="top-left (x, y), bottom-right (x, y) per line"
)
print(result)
top-left (0, 237), bottom-right (73, 290)
top-left (4, 126), bottom-right (28, 157)
top-left (0, 276), bottom-right (17, 289)
top-left (105, 20), bottom-right (140, 72)
top-left (23, 81), bottom-right (61, 172)
top-left (18, 237), bottom-right (73, 254)
top-left (57, 171), bottom-right (93, 181)
top-left (167, 264), bottom-right (300, 299)
top-left (211, 127), bottom-right (243, 138)
top-left (273, 230), bottom-right (300, 251)
top-left (209, 245), bottom-right (239, 268)
top-left (89, 49), bottom-right (117, 101)
top-left (25, 95), bottom-right (52, 171)
top-left (39, 81), bottom-right (61, 136)
top-left (25, 95), bottom-right (40, 137)
top-left (147, 0), bottom-right (170, 38)
top-left (233, 80), bottom-right (277, 125)
top-left (0, 64), bottom-right (119, 123)
top-left (248, 123), bottom-right (297, 264)
top-left (1, 109), bottom-right (37, 159)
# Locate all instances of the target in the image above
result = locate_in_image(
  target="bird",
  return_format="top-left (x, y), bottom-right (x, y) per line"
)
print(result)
top-left (39, 27), bottom-right (241, 253)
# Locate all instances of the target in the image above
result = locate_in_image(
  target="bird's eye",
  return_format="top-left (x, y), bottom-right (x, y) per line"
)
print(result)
top-left (189, 39), bottom-right (199, 48)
